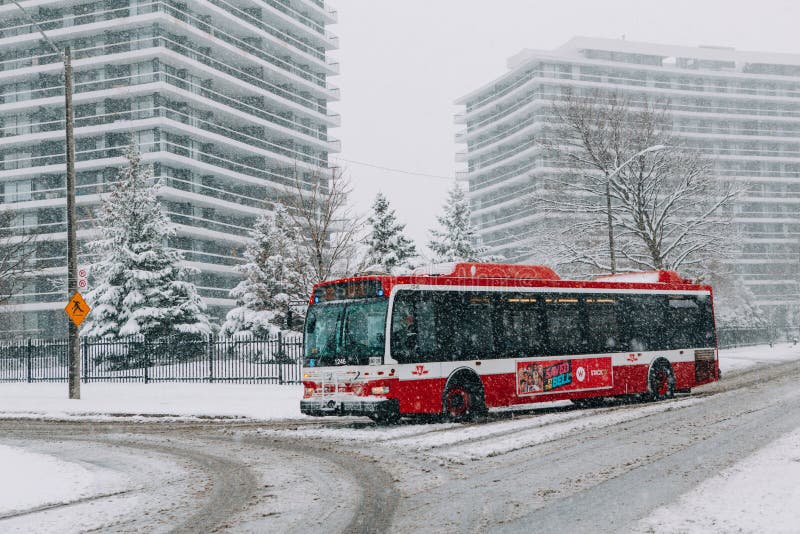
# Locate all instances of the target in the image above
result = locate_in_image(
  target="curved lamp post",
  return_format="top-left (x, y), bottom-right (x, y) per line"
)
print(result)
top-left (606, 144), bottom-right (667, 273)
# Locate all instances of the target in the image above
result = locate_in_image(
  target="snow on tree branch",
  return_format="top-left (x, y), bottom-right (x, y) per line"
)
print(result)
top-left (530, 89), bottom-right (743, 278)
top-left (0, 209), bottom-right (37, 307)
top-left (282, 165), bottom-right (363, 284)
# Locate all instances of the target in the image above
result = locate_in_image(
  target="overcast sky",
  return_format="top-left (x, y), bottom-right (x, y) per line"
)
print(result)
top-left (330, 0), bottom-right (799, 254)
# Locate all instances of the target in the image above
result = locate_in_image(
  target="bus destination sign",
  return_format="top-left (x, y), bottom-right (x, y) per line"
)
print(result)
top-left (314, 280), bottom-right (385, 302)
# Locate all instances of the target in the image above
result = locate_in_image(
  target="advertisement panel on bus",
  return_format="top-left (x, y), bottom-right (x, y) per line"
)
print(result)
top-left (515, 357), bottom-right (614, 396)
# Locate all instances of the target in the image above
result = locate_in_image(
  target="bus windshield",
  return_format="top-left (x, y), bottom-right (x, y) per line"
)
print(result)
top-left (304, 299), bottom-right (388, 367)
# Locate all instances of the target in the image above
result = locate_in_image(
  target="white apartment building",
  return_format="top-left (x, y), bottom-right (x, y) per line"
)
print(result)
top-left (0, 0), bottom-right (339, 337)
top-left (456, 36), bottom-right (800, 321)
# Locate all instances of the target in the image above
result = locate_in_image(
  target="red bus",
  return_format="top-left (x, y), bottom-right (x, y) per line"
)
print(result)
top-left (300, 262), bottom-right (718, 423)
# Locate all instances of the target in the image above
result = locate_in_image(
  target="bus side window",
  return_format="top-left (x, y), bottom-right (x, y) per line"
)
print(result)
top-left (457, 293), bottom-right (494, 360)
top-left (618, 295), bottom-right (665, 351)
top-left (696, 294), bottom-right (716, 347)
top-left (391, 291), bottom-right (440, 363)
top-left (544, 295), bottom-right (588, 356)
top-left (586, 296), bottom-right (621, 353)
top-left (666, 296), bottom-right (705, 349)
top-left (495, 295), bottom-right (543, 358)
top-left (390, 291), bottom-right (417, 363)
top-left (416, 295), bottom-right (440, 362)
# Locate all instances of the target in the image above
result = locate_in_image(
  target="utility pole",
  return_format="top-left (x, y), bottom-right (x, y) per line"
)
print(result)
top-left (65, 46), bottom-right (79, 400)
top-left (12, 2), bottom-right (80, 399)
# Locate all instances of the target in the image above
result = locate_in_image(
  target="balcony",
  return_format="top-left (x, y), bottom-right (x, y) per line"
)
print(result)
top-left (0, 1), bottom-right (336, 72)
top-left (326, 7), bottom-right (338, 23)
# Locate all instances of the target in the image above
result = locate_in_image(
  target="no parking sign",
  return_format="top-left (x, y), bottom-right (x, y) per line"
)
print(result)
top-left (78, 267), bottom-right (88, 290)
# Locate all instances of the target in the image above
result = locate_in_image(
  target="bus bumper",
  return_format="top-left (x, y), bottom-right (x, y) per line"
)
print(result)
top-left (300, 397), bottom-right (400, 418)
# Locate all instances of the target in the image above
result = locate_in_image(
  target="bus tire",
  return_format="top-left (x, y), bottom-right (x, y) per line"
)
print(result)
top-left (647, 360), bottom-right (675, 402)
top-left (442, 373), bottom-right (486, 421)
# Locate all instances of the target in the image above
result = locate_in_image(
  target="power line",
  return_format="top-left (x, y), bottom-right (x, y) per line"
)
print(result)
top-left (330, 156), bottom-right (457, 181)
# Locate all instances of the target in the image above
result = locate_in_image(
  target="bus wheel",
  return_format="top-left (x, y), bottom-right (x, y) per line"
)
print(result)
top-left (648, 361), bottom-right (675, 401)
top-left (443, 385), bottom-right (472, 421)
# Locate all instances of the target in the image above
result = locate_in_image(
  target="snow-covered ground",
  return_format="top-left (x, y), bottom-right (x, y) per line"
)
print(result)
top-left (0, 382), bottom-right (304, 421)
top-left (636, 427), bottom-right (800, 533)
top-left (0, 445), bottom-right (113, 516)
top-left (1, 342), bottom-right (799, 531)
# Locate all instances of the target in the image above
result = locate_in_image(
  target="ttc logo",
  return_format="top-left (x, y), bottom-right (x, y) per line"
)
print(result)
top-left (575, 366), bottom-right (586, 382)
top-left (411, 365), bottom-right (429, 376)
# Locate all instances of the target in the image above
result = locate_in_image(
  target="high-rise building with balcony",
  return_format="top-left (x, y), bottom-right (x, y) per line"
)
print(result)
top-left (0, 0), bottom-right (339, 337)
top-left (456, 37), bottom-right (800, 321)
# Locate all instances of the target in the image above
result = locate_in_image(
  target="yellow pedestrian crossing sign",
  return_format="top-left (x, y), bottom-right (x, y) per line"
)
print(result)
top-left (65, 292), bottom-right (90, 328)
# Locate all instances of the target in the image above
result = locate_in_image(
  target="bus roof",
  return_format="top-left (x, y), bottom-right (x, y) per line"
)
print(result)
top-left (310, 262), bottom-right (711, 303)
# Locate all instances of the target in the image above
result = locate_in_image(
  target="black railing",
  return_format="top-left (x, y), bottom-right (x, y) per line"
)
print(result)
top-left (0, 334), bottom-right (304, 384)
top-left (717, 326), bottom-right (789, 349)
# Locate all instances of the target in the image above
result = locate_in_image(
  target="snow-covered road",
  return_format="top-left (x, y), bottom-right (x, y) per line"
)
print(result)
top-left (1, 342), bottom-right (800, 532)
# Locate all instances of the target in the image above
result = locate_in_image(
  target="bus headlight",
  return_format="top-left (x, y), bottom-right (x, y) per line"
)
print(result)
top-left (371, 386), bottom-right (390, 395)
top-left (304, 387), bottom-right (315, 397)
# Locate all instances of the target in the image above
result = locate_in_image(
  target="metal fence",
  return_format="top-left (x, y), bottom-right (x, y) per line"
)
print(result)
top-left (0, 334), bottom-right (304, 384)
top-left (717, 327), bottom-right (787, 349)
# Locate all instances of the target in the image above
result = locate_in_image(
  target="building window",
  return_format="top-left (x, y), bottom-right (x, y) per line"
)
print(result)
top-left (3, 180), bottom-right (32, 203)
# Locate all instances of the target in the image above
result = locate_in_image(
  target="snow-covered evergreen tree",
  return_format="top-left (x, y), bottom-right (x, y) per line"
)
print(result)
top-left (428, 183), bottom-right (487, 263)
top-left (83, 146), bottom-right (211, 339)
top-left (364, 192), bottom-right (417, 272)
top-left (221, 204), bottom-right (309, 337)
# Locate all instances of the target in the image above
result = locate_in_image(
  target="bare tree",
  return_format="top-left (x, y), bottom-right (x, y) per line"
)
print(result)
top-left (283, 165), bottom-right (363, 285)
top-left (0, 209), bottom-right (37, 306)
top-left (532, 90), bottom-right (741, 277)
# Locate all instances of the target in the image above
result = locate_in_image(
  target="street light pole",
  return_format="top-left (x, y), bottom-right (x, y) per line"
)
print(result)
top-left (12, 1), bottom-right (80, 399)
top-left (605, 144), bottom-right (667, 274)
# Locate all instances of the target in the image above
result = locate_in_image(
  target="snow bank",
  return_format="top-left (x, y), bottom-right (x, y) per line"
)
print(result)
top-left (638, 428), bottom-right (800, 533)
top-left (0, 445), bottom-right (96, 515)
top-left (0, 383), bottom-right (304, 421)
top-left (718, 341), bottom-right (800, 374)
